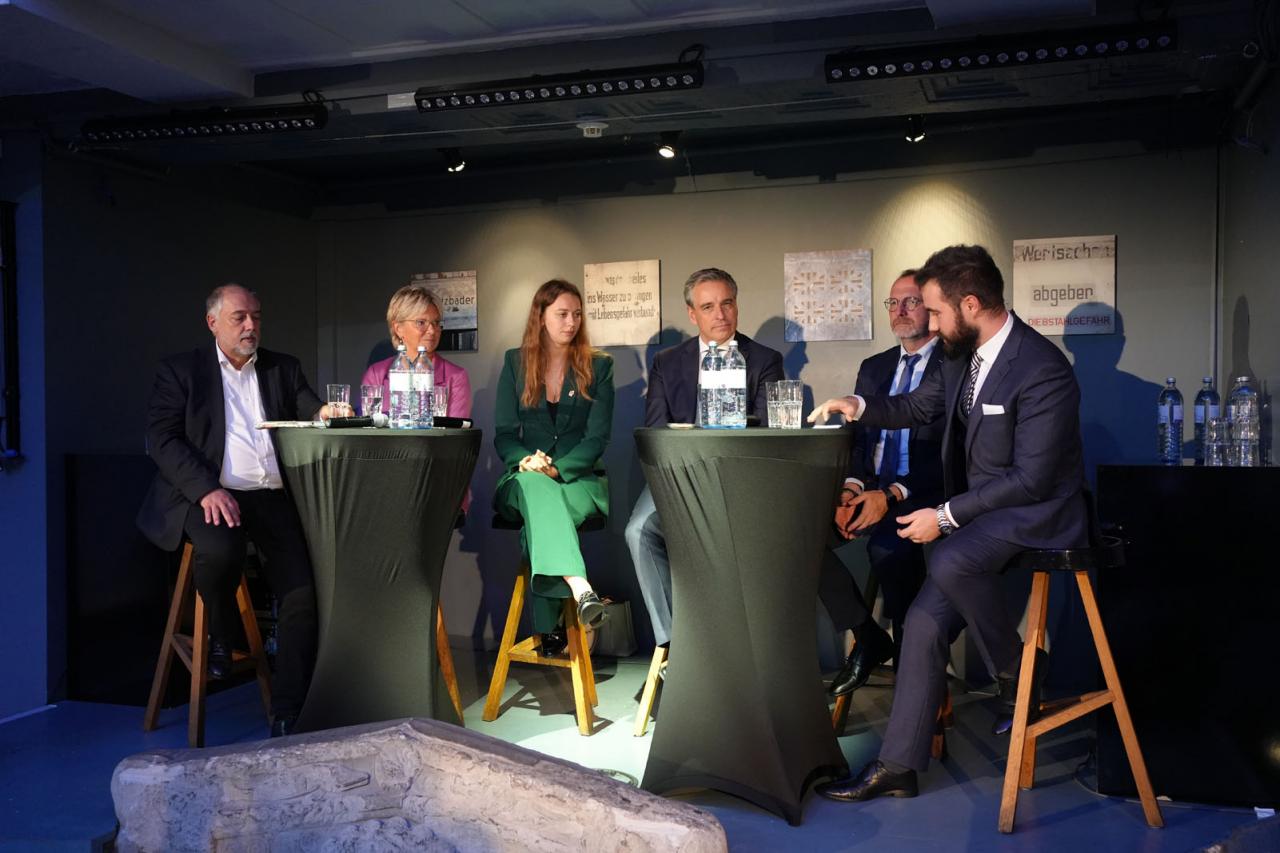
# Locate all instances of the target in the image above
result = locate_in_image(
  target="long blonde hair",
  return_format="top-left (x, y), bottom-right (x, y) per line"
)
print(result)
top-left (519, 279), bottom-right (598, 409)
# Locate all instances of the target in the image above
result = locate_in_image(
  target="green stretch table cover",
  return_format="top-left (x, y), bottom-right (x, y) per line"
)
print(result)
top-left (275, 428), bottom-right (480, 732)
top-left (636, 428), bottom-right (852, 825)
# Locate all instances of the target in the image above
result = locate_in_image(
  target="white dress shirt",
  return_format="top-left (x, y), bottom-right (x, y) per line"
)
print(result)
top-left (847, 336), bottom-right (938, 499)
top-left (217, 349), bottom-right (282, 491)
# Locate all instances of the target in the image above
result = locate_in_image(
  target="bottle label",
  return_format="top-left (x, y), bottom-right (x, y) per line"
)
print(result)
top-left (1158, 406), bottom-right (1183, 425)
top-left (699, 370), bottom-right (729, 390)
top-left (722, 369), bottom-right (746, 388)
top-left (389, 372), bottom-right (411, 393)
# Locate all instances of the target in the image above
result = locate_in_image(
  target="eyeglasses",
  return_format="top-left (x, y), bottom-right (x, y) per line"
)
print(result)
top-left (407, 318), bottom-right (443, 331)
top-left (883, 296), bottom-right (923, 311)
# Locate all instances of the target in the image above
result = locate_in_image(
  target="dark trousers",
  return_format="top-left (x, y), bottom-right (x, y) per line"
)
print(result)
top-left (879, 526), bottom-right (1025, 772)
top-left (182, 488), bottom-right (317, 718)
top-left (818, 512), bottom-right (927, 638)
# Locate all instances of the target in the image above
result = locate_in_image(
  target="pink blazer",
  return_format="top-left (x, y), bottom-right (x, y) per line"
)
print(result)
top-left (360, 353), bottom-right (472, 418)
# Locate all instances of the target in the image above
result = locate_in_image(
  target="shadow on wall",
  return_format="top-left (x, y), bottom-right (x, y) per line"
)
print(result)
top-left (1063, 304), bottom-right (1161, 487)
top-left (1228, 295), bottom-right (1273, 463)
top-left (754, 316), bottom-right (815, 416)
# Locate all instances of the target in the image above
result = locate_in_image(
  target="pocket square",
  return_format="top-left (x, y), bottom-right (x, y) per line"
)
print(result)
top-left (981, 403), bottom-right (1005, 415)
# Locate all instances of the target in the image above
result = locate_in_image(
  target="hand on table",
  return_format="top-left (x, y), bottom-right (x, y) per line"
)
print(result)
top-left (808, 396), bottom-right (861, 425)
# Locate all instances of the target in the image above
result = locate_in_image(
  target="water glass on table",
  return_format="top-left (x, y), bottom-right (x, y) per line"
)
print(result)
top-left (431, 383), bottom-right (450, 419)
top-left (1204, 417), bottom-right (1229, 467)
top-left (766, 380), bottom-right (803, 429)
top-left (326, 384), bottom-right (353, 418)
top-left (360, 384), bottom-right (383, 417)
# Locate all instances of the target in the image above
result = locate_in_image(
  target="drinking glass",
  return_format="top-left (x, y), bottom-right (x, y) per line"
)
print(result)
top-left (1204, 417), bottom-right (1229, 467)
top-left (326, 384), bottom-right (353, 418)
top-left (431, 383), bottom-right (450, 418)
top-left (766, 380), bottom-right (803, 429)
top-left (360, 384), bottom-right (383, 417)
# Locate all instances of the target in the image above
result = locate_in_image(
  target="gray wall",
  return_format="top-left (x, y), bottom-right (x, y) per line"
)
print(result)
top-left (1223, 79), bottom-right (1280, 460)
top-left (316, 142), bottom-right (1219, 648)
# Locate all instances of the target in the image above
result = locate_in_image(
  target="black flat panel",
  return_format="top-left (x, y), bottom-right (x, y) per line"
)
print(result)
top-left (1096, 464), bottom-right (1280, 808)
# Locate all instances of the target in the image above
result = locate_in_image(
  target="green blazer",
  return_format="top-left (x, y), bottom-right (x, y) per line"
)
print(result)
top-left (493, 348), bottom-right (614, 491)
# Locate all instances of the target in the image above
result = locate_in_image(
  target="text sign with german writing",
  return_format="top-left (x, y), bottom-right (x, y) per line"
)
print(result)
top-left (583, 259), bottom-right (661, 347)
top-left (410, 270), bottom-right (478, 351)
top-left (1012, 235), bottom-right (1116, 336)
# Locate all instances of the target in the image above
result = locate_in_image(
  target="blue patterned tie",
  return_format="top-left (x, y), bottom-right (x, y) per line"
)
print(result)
top-left (961, 351), bottom-right (983, 416)
top-left (878, 353), bottom-right (920, 480)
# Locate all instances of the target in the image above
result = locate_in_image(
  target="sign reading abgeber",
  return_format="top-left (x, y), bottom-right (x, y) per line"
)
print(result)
top-left (1012, 235), bottom-right (1116, 336)
top-left (582, 259), bottom-right (660, 347)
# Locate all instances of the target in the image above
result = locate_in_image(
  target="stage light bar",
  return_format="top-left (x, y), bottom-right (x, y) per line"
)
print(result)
top-left (80, 103), bottom-right (328, 144)
top-left (824, 22), bottom-right (1177, 84)
top-left (414, 60), bottom-right (704, 112)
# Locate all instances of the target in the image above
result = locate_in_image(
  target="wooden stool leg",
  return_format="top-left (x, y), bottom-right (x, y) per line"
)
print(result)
top-left (482, 569), bottom-right (528, 722)
top-left (563, 600), bottom-right (595, 736)
top-left (188, 592), bottom-right (209, 749)
top-left (634, 645), bottom-right (668, 737)
top-left (436, 603), bottom-right (465, 724)
top-left (236, 577), bottom-right (272, 723)
top-left (931, 688), bottom-right (953, 760)
top-left (144, 543), bottom-right (194, 732)
top-left (999, 571), bottom-right (1050, 833)
top-left (830, 692), bottom-right (851, 732)
top-left (1076, 571), bottom-right (1164, 829)
top-left (577, 615), bottom-right (598, 708)
top-left (1017, 577), bottom-right (1052, 789)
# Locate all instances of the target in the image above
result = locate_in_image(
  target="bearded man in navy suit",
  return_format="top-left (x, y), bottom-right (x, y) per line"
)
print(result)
top-left (626, 268), bottom-right (784, 650)
top-left (810, 245), bottom-right (1088, 801)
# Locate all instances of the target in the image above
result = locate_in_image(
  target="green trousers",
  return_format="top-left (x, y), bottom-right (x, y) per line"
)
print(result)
top-left (495, 471), bottom-right (608, 632)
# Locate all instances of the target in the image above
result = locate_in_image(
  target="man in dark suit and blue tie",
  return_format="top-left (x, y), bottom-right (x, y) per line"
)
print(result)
top-left (825, 270), bottom-right (945, 698)
top-left (810, 245), bottom-right (1088, 801)
top-left (626, 268), bottom-right (784, 651)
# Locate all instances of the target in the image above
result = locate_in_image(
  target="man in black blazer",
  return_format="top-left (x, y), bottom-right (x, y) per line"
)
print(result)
top-left (626, 268), bottom-right (784, 648)
top-left (810, 245), bottom-right (1088, 801)
top-left (137, 284), bottom-right (328, 736)
top-left (824, 270), bottom-right (945, 698)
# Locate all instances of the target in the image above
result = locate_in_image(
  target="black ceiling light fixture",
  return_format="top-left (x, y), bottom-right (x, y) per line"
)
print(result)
top-left (657, 131), bottom-right (680, 159)
top-left (905, 115), bottom-right (925, 143)
top-left (441, 148), bottom-right (466, 173)
top-left (80, 102), bottom-right (328, 144)
top-left (415, 45), bottom-right (705, 113)
top-left (824, 22), bottom-right (1177, 85)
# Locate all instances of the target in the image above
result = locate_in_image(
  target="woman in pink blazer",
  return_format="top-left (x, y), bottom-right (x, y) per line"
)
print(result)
top-left (361, 284), bottom-right (472, 420)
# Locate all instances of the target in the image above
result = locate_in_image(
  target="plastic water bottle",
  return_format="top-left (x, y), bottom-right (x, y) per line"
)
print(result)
top-left (411, 345), bottom-right (434, 429)
top-left (1227, 376), bottom-right (1260, 467)
top-left (698, 342), bottom-right (723, 428)
top-left (721, 340), bottom-right (747, 429)
top-left (1156, 378), bottom-right (1183, 465)
top-left (388, 344), bottom-right (413, 429)
top-left (1192, 377), bottom-right (1220, 465)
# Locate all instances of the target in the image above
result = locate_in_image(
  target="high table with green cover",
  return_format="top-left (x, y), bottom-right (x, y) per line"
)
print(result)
top-left (274, 427), bottom-right (480, 733)
top-left (635, 427), bottom-right (852, 825)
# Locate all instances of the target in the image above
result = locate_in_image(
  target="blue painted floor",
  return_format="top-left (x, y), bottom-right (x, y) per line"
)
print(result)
top-left (0, 647), bottom-right (1260, 852)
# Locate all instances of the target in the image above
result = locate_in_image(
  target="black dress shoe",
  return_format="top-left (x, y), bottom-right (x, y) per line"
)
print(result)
top-left (576, 591), bottom-right (609, 630)
top-left (992, 648), bottom-right (1048, 735)
top-left (829, 623), bottom-right (894, 696)
top-left (816, 760), bottom-right (918, 802)
top-left (207, 639), bottom-right (233, 681)
top-left (270, 715), bottom-right (298, 738)
top-left (538, 630), bottom-right (568, 657)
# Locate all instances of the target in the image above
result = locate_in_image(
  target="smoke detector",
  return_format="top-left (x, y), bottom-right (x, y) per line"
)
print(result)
top-left (576, 115), bottom-right (608, 138)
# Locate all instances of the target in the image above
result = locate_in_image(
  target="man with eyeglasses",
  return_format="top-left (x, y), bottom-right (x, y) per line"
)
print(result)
top-left (823, 269), bottom-right (945, 699)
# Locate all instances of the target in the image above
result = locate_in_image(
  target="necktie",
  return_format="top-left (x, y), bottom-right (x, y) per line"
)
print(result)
top-left (878, 353), bottom-right (921, 480)
top-left (961, 351), bottom-right (983, 415)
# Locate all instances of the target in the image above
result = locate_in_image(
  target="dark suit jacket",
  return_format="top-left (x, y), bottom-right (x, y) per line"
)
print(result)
top-left (493, 348), bottom-right (614, 493)
top-left (644, 332), bottom-right (784, 427)
top-left (859, 316), bottom-right (1088, 549)
top-left (136, 344), bottom-right (324, 551)
top-left (847, 342), bottom-right (944, 507)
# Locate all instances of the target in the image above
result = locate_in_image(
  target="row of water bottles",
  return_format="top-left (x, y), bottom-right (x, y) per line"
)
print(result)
top-left (387, 343), bottom-right (435, 429)
top-left (698, 340), bottom-right (748, 429)
top-left (1157, 376), bottom-right (1263, 466)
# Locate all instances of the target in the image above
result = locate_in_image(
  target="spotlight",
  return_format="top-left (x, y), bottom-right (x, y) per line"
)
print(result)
top-left (657, 131), bottom-right (680, 159)
top-left (80, 103), bottom-right (327, 144)
top-left (905, 115), bottom-right (926, 143)
top-left (441, 148), bottom-right (466, 173)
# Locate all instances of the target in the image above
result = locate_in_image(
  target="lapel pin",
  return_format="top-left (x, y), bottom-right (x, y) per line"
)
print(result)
top-left (569, 390), bottom-right (575, 398)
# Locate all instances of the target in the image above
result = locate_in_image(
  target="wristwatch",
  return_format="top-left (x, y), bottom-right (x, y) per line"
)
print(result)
top-left (882, 487), bottom-right (899, 505)
top-left (935, 504), bottom-right (954, 536)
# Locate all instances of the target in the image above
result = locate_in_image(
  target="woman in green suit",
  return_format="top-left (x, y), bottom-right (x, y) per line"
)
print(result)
top-left (494, 279), bottom-right (614, 641)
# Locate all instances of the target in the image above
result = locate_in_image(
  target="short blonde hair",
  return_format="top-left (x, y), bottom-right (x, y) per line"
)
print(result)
top-left (386, 285), bottom-right (441, 347)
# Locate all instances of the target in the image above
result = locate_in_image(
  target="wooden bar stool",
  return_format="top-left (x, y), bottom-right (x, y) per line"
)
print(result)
top-left (633, 644), bottom-right (668, 736)
top-left (482, 514), bottom-right (605, 736)
top-left (142, 542), bottom-right (272, 747)
top-left (435, 510), bottom-right (469, 725)
top-left (998, 532), bottom-right (1163, 833)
